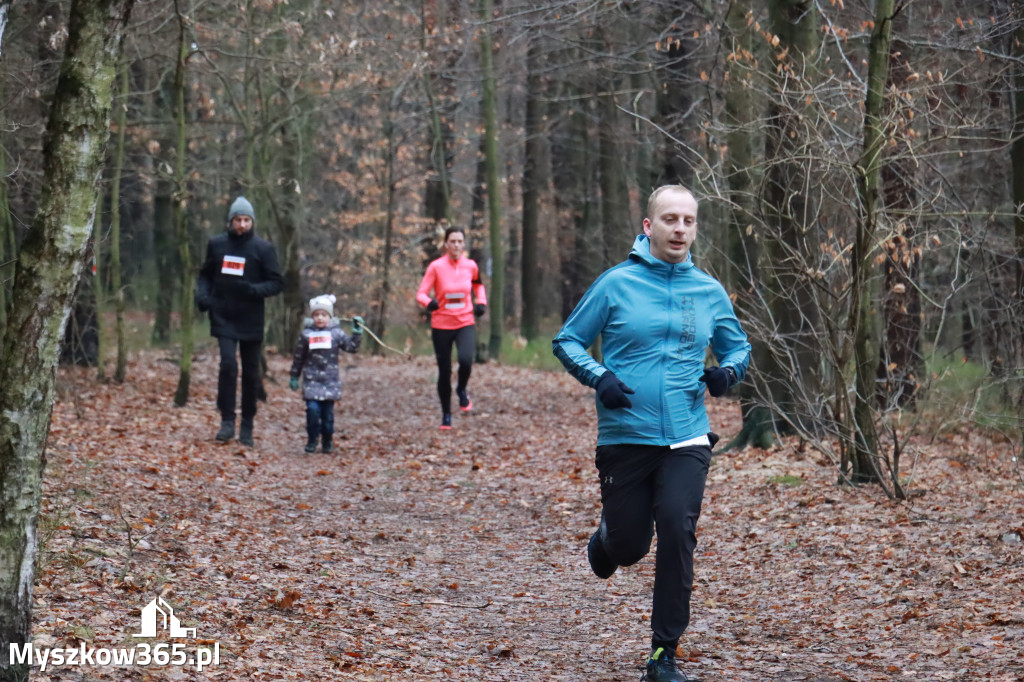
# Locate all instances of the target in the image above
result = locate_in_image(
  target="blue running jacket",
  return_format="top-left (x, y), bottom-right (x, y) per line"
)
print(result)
top-left (553, 235), bottom-right (751, 446)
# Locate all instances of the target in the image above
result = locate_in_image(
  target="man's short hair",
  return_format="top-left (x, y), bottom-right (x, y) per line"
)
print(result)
top-left (646, 185), bottom-right (695, 220)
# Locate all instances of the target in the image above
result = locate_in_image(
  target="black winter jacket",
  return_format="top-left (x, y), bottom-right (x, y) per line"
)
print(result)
top-left (195, 228), bottom-right (284, 341)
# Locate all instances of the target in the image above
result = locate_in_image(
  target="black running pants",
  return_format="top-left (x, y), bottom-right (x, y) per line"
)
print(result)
top-left (216, 336), bottom-right (262, 423)
top-left (594, 442), bottom-right (712, 647)
top-left (431, 325), bottom-right (475, 414)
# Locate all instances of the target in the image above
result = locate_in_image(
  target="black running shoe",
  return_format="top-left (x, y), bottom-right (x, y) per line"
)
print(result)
top-left (642, 648), bottom-right (688, 681)
top-left (587, 528), bottom-right (617, 579)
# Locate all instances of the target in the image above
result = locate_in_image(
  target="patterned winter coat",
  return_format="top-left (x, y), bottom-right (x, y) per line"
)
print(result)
top-left (289, 321), bottom-right (361, 401)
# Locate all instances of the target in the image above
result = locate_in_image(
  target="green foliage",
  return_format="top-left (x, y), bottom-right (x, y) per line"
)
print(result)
top-left (96, 306), bottom-right (209, 359)
top-left (372, 319), bottom-right (565, 371)
top-left (768, 474), bottom-right (803, 487)
top-left (925, 355), bottom-right (1022, 435)
top-left (498, 334), bottom-right (564, 372)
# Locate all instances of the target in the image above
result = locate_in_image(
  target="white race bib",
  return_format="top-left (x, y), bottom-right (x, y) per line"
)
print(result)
top-left (222, 255), bottom-right (246, 276)
top-left (308, 333), bottom-right (332, 350)
top-left (670, 435), bottom-right (711, 449)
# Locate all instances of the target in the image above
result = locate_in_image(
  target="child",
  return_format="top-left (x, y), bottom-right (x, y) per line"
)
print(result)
top-left (289, 295), bottom-right (363, 453)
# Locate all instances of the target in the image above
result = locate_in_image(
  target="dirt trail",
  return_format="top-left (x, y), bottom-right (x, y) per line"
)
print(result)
top-left (34, 348), bottom-right (1024, 680)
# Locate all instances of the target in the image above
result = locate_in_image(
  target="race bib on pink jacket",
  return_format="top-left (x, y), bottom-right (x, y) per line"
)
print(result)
top-left (416, 255), bottom-right (487, 330)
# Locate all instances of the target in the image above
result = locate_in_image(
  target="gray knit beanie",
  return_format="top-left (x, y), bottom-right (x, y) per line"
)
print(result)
top-left (227, 196), bottom-right (255, 224)
top-left (309, 294), bottom-right (336, 316)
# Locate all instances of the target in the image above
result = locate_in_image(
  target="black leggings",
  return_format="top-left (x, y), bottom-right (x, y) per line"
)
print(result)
top-left (431, 325), bottom-right (475, 414)
top-left (217, 336), bottom-right (262, 423)
top-left (595, 443), bottom-right (712, 649)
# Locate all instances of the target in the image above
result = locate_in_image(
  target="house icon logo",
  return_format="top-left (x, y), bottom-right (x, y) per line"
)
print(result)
top-left (132, 597), bottom-right (196, 638)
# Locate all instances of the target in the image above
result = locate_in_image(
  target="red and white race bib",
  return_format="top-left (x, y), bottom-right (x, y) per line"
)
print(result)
top-left (444, 291), bottom-right (466, 309)
top-left (221, 255), bottom-right (246, 276)
top-left (308, 333), bottom-right (332, 350)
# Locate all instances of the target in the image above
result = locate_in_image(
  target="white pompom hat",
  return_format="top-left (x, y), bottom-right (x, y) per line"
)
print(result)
top-left (309, 294), bottom-right (336, 316)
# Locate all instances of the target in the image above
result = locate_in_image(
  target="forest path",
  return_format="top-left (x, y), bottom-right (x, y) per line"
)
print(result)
top-left (36, 347), bottom-right (1024, 680)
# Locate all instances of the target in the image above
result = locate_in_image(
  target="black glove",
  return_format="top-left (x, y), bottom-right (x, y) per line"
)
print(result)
top-left (194, 292), bottom-right (211, 312)
top-left (595, 371), bottom-right (635, 409)
top-left (699, 366), bottom-right (735, 398)
top-left (474, 303), bottom-right (486, 318)
top-left (426, 299), bottom-right (440, 312)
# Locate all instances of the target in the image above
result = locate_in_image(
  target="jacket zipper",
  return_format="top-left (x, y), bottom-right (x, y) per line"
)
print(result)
top-left (661, 264), bottom-right (674, 443)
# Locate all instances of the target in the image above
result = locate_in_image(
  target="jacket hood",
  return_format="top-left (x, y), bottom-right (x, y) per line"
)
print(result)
top-left (303, 318), bottom-right (340, 330)
top-left (629, 234), bottom-right (695, 270)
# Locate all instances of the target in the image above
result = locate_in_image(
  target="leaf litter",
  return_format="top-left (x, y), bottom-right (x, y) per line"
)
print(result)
top-left (34, 348), bottom-right (1024, 680)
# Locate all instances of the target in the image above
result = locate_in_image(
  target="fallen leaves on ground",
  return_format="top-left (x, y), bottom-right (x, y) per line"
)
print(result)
top-left (33, 346), bottom-right (1024, 680)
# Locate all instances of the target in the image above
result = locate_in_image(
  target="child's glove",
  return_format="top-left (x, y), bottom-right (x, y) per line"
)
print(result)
top-left (352, 316), bottom-right (365, 334)
top-left (426, 299), bottom-right (440, 312)
top-left (289, 377), bottom-right (299, 391)
top-left (473, 303), bottom-right (486, 318)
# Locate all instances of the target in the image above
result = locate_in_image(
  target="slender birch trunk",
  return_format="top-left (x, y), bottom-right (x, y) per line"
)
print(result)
top-left (0, 1), bottom-right (135, 676)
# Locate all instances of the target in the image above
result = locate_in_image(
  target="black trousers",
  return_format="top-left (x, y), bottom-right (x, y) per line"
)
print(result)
top-left (216, 336), bottom-right (262, 423)
top-left (431, 325), bottom-right (475, 413)
top-left (595, 442), bottom-right (712, 647)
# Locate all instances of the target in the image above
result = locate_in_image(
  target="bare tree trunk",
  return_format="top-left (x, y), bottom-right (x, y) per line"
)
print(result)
top-left (110, 58), bottom-right (129, 382)
top-left (762, 0), bottom-right (820, 437)
top-left (521, 34), bottom-right (543, 341)
top-left (478, 0), bottom-right (503, 359)
top-left (93, 189), bottom-right (106, 380)
top-left (60, 252), bottom-right (99, 367)
top-left (172, 0), bottom-right (194, 406)
top-left (0, 0), bottom-right (135, 675)
top-left (375, 89), bottom-right (399, 355)
top-left (878, 14), bottom-right (922, 411)
top-left (1012, 13), bottom-right (1024, 454)
top-left (562, 95), bottom-right (601, 315)
top-left (420, 0), bottom-right (453, 227)
top-left (0, 72), bottom-right (11, 343)
top-left (721, 0), bottom-right (772, 451)
top-left (650, 3), bottom-right (694, 189)
top-left (152, 68), bottom-right (176, 345)
top-left (598, 87), bottom-right (633, 266)
top-left (850, 0), bottom-right (895, 486)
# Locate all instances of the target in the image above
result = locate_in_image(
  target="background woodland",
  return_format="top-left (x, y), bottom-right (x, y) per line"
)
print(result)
top-left (1, 2), bottom-right (1023, 679)
top-left (1, 0), bottom-right (1023, 489)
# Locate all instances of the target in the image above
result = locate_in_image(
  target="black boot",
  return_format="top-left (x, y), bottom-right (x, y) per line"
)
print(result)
top-left (215, 419), bottom-right (235, 442)
top-left (304, 437), bottom-right (318, 454)
top-left (238, 420), bottom-right (254, 447)
top-left (321, 434), bottom-right (333, 454)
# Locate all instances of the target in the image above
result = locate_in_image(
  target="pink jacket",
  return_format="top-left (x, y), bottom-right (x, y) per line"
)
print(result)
top-left (416, 254), bottom-right (487, 330)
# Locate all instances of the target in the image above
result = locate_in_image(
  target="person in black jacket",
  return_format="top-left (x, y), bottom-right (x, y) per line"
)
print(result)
top-left (195, 196), bottom-right (284, 446)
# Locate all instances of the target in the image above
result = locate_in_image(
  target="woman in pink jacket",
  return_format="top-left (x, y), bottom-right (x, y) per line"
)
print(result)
top-left (416, 227), bottom-right (487, 430)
